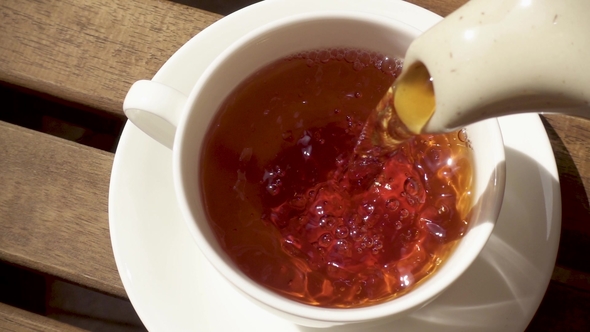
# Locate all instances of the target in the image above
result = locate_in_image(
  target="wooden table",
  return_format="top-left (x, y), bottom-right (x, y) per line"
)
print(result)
top-left (0, 0), bottom-right (588, 330)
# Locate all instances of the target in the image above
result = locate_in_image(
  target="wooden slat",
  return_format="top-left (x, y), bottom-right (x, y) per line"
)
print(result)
top-left (542, 114), bottom-right (590, 239)
top-left (406, 0), bottom-right (468, 17)
top-left (0, 302), bottom-right (87, 332)
top-left (0, 0), bottom-right (588, 330)
top-left (0, 120), bottom-right (123, 298)
top-left (543, 114), bottom-right (590, 205)
top-left (0, 0), bottom-right (467, 118)
top-left (0, 0), bottom-right (221, 116)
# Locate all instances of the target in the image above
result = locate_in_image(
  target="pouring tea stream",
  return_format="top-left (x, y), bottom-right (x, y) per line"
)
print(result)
top-left (376, 0), bottom-right (590, 142)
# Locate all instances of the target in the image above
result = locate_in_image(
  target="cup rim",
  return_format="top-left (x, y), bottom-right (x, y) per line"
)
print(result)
top-left (172, 10), bottom-right (506, 325)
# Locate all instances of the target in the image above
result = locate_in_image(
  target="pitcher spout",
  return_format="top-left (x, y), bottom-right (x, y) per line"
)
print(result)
top-left (396, 0), bottom-right (590, 134)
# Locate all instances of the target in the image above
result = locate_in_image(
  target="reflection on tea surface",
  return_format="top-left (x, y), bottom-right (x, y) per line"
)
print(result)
top-left (200, 49), bottom-right (473, 307)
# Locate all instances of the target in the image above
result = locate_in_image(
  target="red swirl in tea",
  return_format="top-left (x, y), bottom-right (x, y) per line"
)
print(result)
top-left (200, 48), bottom-right (473, 308)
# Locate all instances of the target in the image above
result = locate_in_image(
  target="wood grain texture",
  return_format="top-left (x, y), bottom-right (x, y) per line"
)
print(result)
top-left (0, 0), bottom-right (466, 118)
top-left (0, 120), bottom-right (123, 298)
top-left (542, 114), bottom-right (590, 279)
top-left (406, 0), bottom-right (468, 17)
top-left (0, 0), bottom-right (589, 329)
top-left (0, 0), bottom-right (221, 116)
top-left (542, 114), bottom-right (590, 234)
top-left (0, 302), bottom-right (87, 332)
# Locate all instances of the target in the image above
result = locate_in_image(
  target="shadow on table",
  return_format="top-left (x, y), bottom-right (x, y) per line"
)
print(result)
top-left (173, 0), bottom-right (260, 15)
top-left (0, 83), bottom-right (126, 153)
top-left (540, 116), bottom-right (590, 275)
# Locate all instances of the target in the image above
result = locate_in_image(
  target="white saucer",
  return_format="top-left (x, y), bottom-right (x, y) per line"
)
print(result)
top-left (109, 0), bottom-right (561, 331)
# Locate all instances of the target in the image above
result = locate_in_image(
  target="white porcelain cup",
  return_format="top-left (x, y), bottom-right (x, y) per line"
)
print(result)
top-left (123, 11), bottom-right (506, 328)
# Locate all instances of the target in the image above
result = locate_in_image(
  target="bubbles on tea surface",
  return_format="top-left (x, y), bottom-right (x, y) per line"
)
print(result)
top-left (399, 208), bottom-right (410, 219)
top-left (291, 48), bottom-right (403, 76)
top-left (262, 165), bottom-right (285, 196)
top-left (386, 198), bottom-right (400, 211)
top-left (318, 233), bottom-right (333, 247)
top-left (423, 219), bottom-right (447, 239)
top-left (403, 176), bottom-right (426, 206)
top-left (458, 128), bottom-right (468, 142)
top-left (349, 227), bottom-right (363, 241)
top-left (360, 234), bottom-right (375, 249)
top-left (319, 215), bottom-right (337, 230)
top-left (301, 145), bottom-right (313, 160)
top-left (399, 272), bottom-right (415, 288)
top-left (264, 118), bottom-right (471, 306)
top-left (266, 183), bottom-right (280, 196)
top-left (335, 225), bottom-right (349, 239)
top-left (380, 56), bottom-right (402, 76)
top-left (438, 204), bottom-right (450, 216)
top-left (335, 238), bottom-right (352, 256)
top-left (263, 123), bottom-right (467, 302)
top-left (404, 177), bottom-right (420, 196)
top-left (314, 203), bottom-right (325, 216)
top-left (318, 50), bottom-right (330, 63)
top-left (362, 203), bottom-right (375, 217)
top-left (297, 130), bottom-right (314, 160)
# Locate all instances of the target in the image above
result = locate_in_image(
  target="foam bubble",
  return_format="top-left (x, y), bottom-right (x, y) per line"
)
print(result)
top-left (288, 48), bottom-right (401, 77)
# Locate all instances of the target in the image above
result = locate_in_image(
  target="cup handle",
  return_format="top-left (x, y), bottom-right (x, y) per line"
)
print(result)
top-left (123, 80), bottom-right (188, 149)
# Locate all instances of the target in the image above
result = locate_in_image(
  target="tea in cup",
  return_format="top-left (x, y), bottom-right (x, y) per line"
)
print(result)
top-left (123, 11), bottom-right (505, 328)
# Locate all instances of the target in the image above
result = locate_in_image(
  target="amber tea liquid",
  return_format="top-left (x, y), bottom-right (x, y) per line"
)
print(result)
top-left (200, 48), bottom-right (473, 308)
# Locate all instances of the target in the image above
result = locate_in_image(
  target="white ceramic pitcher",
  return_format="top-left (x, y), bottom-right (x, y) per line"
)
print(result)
top-left (393, 0), bottom-right (590, 134)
